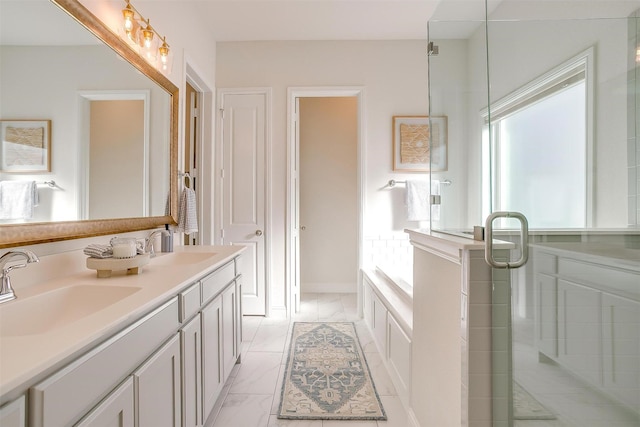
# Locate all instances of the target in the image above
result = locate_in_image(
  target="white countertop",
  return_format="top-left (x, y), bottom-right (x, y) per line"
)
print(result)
top-left (0, 245), bottom-right (245, 403)
top-left (531, 242), bottom-right (640, 271)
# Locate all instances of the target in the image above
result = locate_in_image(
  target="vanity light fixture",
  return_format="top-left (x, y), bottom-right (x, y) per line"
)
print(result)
top-left (119, 0), bottom-right (172, 74)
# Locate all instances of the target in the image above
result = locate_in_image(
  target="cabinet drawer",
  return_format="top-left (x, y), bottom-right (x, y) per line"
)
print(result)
top-left (201, 261), bottom-right (235, 304)
top-left (30, 297), bottom-right (179, 427)
top-left (180, 282), bottom-right (202, 322)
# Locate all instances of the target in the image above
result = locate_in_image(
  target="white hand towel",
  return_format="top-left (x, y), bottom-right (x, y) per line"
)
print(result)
top-left (0, 180), bottom-right (39, 220)
top-left (406, 180), bottom-right (430, 221)
top-left (177, 187), bottom-right (198, 235)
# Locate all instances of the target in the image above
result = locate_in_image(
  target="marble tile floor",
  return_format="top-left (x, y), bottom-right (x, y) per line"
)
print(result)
top-left (209, 293), bottom-right (409, 427)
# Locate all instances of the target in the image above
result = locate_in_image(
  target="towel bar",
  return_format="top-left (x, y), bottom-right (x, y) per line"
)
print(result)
top-left (387, 179), bottom-right (452, 187)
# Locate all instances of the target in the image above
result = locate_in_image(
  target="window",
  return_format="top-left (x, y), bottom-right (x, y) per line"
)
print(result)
top-left (482, 49), bottom-right (593, 228)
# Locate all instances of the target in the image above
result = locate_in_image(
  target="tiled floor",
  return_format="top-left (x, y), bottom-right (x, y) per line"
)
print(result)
top-left (209, 293), bottom-right (409, 427)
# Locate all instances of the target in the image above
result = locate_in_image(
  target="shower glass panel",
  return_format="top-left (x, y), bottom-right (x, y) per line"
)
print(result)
top-left (428, 1), bottom-right (639, 426)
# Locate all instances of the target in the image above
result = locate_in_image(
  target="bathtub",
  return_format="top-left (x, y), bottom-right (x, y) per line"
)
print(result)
top-left (374, 263), bottom-right (413, 300)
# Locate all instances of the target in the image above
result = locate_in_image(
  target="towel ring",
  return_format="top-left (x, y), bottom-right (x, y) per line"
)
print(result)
top-left (179, 172), bottom-right (194, 189)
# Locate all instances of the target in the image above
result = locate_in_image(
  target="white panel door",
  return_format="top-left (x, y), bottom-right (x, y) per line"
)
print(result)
top-left (220, 91), bottom-right (267, 315)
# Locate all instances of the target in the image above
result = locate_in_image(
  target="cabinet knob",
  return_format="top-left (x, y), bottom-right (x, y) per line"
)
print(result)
top-left (301, 226), bottom-right (306, 231)
top-left (255, 229), bottom-right (263, 236)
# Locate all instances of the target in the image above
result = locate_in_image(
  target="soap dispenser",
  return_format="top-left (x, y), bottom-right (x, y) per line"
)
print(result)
top-left (161, 225), bottom-right (174, 252)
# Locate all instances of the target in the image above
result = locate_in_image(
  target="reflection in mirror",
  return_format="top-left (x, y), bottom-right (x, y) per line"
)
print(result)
top-left (0, 0), bottom-right (178, 248)
top-left (0, 0), bottom-right (171, 223)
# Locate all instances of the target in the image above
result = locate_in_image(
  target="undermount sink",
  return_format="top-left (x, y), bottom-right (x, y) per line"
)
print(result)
top-left (0, 284), bottom-right (141, 337)
top-left (150, 252), bottom-right (217, 266)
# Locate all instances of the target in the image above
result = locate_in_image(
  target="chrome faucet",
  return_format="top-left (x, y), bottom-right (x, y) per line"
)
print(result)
top-left (144, 229), bottom-right (169, 257)
top-left (0, 250), bottom-right (39, 304)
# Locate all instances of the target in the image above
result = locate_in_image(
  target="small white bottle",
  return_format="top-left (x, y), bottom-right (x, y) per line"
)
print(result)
top-left (161, 225), bottom-right (173, 252)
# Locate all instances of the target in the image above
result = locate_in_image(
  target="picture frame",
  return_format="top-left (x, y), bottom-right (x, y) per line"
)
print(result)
top-left (0, 119), bottom-right (51, 173)
top-left (392, 115), bottom-right (447, 172)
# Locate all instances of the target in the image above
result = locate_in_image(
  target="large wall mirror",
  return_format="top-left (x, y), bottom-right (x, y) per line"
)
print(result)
top-left (0, 0), bottom-right (178, 248)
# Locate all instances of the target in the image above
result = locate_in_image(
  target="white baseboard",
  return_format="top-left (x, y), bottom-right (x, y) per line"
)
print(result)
top-left (301, 282), bottom-right (356, 293)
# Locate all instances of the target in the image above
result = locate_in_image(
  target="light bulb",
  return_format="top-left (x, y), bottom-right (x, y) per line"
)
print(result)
top-left (158, 37), bottom-right (172, 73)
top-left (122, 3), bottom-right (135, 34)
top-left (139, 20), bottom-right (157, 61)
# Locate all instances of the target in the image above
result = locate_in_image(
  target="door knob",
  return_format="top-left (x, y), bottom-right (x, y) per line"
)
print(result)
top-left (255, 229), bottom-right (263, 236)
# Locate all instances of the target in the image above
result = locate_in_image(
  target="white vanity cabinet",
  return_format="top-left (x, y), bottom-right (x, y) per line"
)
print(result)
top-left (30, 298), bottom-right (180, 427)
top-left (533, 244), bottom-right (640, 413)
top-left (0, 396), bottom-right (26, 427)
top-left (20, 250), bottom-right (245, 427)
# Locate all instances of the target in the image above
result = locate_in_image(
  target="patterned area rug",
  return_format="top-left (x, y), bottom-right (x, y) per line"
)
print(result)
top-left (513, 381), bottom-right (556, 420)
top-left (277, 322), bottom-right (387, 420)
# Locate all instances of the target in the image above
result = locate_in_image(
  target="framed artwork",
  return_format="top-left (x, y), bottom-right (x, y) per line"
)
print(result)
top-left (0, 120), bottom-right (51, 173)
top-left (392, 115), bottom-right (447, 172)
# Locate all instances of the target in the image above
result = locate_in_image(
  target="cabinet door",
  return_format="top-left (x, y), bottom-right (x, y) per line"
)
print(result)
top-left (387, 314), bottom-right (412, 407)
top-left (201, 295), bottom-right (223, 420)
top-left (236, 277), bottom-right (243, 361)
top-left (535, 273), bottom-right (557, 357)
top-left (222, 283), bottom-right (238, 381)
top-left (181, 315), bottom-right (202, 427)
top-left (601, 293), bottom-right (640, 410)
top-left (0, 396), bottom-right (25, 427)
top-left (372, 293), bottom-right (388, 356)
top-left (558, 280), bottom-right (601, 385)
top-left (75, 378), bottom-right (134, 427)
top-left (363, 282), bottom-right (373, 329)
top-left (134, 334), bottom-right (181, 427)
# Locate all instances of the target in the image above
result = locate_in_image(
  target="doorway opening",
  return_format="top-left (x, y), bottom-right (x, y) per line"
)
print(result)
top-left (184, 61), bottom-right (214, 244)
top-left (78, 90), bottom-right (150, 220)
top-left (286, 87), bottom-right (365, 316)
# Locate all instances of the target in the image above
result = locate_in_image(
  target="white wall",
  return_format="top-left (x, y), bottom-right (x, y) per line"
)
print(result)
top-left (216, 40), bottom-right (429, 310)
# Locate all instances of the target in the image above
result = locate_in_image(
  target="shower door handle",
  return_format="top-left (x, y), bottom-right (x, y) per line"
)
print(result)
top-left (484, 211), bottom-right (529, 269)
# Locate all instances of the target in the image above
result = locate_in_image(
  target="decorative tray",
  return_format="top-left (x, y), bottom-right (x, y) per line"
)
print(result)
top-left (86, 253), bottom-right (151, 278)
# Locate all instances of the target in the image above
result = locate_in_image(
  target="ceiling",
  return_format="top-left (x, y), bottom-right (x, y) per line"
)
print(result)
top-left (190, 0), bottom-right (444, 42)
top-left (1, 0), bottom-right (638, 45)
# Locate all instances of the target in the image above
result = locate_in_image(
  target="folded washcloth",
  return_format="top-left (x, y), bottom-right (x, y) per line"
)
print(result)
top-left (177, 187), bottom-right (198, 235)
top-left (84, 244), bottom-right (113, 259)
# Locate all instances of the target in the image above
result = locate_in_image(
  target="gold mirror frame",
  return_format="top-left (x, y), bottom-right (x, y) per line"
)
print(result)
top-left (0, 0), bottom-right (178, 249)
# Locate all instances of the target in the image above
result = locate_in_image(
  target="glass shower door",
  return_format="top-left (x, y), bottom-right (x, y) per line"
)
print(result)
top-left (484, 8), bottom-right (640, 427)
top-left (427, 1), bottom-right (640, 426)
